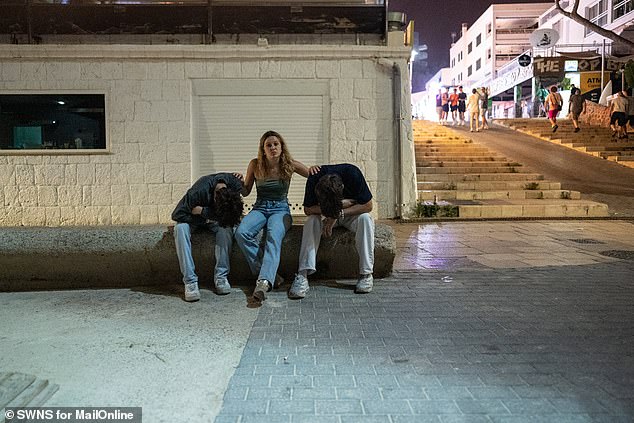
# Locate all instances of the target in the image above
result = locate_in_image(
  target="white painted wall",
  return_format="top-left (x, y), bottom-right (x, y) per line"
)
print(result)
top-left (0, 44), bottom-right (415, 226)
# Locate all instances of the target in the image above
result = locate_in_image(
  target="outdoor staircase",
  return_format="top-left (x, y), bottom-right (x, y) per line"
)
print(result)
top-left (497, 118), bottom-right (634, 168)
top-left (413, 120), bottom-right (609, 218)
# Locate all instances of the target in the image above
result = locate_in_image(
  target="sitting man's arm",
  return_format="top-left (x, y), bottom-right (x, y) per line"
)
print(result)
top-left (340, 199), bottom-right (372, 217)
top-left (304, 205), bottom-right (322, 216)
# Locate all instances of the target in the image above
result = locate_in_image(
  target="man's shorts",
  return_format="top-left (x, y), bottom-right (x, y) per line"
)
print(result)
top-left (548, 109), bottom-right (559, 119)
top-left (571, 111), bottom-right (581, 120)
top-left (610, 112), bottom-right (627, 126)
top-left (458, 104), bottom-right (466, 113)
top-left (450, 105), bottom-right (458, 112)
top-left (442, 104), bottom-right (449, 113)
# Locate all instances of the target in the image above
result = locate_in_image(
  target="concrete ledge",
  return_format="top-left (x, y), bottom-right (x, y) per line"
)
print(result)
top-left (0, 224), bottom-right (395, 291)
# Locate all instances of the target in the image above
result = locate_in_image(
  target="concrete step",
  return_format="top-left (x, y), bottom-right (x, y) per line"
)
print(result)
top-left (417, 181), bottom-right (561, 191)
top-left (415, 156), bottom-right (509, 162)
top-left (417, 166), bottom-right (526, 174)
top-left (455, 199), bottom-right (609, 218)
top-left (412, 120), bottom-right (610, 219)
top-left (418, 161), bottom-right (518, 168)
top-left (416, 172), bottom-right (546, 182)
top-left (416, 151), bottom-right (505, 157)
top-left (583, 145), bottom-right (634, 152)
top-left (415, 146), bottom-right (492, 153)
top-left (496, 119), bottom-right (634, 169)
top-left (418, 189), bottom-right (580, 201)
top-left (414, 140), bottom-right (477, 145)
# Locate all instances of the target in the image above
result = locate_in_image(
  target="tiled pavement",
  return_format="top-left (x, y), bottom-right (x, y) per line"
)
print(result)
top-left (215, 221), bottom-right (634, 423)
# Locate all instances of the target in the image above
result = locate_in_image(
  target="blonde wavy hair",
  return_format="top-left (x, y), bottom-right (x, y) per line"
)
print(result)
top-left (255, 130), bottom-right (295, 181)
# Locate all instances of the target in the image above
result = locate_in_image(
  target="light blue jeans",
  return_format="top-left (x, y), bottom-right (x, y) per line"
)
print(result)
top-left (298, 213), bottom-right (375, 276)
top-left (174, 222), bottom-right (234, 285)
top-left (235, 199), bottom-right (292, 284)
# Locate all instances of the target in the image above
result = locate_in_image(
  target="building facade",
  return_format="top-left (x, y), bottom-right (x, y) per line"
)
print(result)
top-left (448, 3), bottom-right (552, 90)
top-left (0, 1), bottom-right (417, 226)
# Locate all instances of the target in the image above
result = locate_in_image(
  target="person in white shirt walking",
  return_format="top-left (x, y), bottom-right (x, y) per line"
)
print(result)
top-left (467, 88), bottom-right (480, 132)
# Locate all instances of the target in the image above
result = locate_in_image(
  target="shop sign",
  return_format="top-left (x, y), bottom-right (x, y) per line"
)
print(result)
top-left (534, 57), bottom-right (622, 76)
top-left (490, 65), bottom-right (533, 96)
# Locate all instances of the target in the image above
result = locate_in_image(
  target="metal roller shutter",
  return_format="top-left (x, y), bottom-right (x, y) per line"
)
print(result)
top-left (192, 80), bottom-right (329, 215)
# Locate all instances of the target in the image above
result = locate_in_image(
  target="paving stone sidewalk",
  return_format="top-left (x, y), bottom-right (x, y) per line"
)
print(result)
top-left (215, 261), bottom-right (634, 423)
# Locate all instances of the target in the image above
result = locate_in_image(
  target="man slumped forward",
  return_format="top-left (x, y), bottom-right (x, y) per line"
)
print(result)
top-left (289, 163), bottom-right (374, 299)
top-left (172, 173), bottom-right (243, 302)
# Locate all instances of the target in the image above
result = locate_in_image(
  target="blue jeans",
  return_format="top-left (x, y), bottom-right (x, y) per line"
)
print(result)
top-left (235, 199), bottom-right (291, 283)
top-left (174, 222), bottom-right (234, 285)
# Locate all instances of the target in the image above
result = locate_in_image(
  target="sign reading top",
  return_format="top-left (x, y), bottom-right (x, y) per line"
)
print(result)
top-left (533, 57), bottom-right (623, 76)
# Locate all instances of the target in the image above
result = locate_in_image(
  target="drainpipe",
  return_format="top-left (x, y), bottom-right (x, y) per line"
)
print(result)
top-left (392, 62), bottom-right (403, 218)
top-left (378, 58), bottom-right (404, 218)
top-left (26, 0), bottom-right (32, 44)
top-left (601, 39), bottom-right (605, 94)
top-left (207, 0), bottom-right (213, 44)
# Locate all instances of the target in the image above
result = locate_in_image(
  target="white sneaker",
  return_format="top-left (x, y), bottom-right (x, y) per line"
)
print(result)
top-left (184, 282), bottom-right (200, 302)
top-left (289, 274), bottom-right (310, 299)
top-left (253, 279), bottom-right (271, 301)
top-left (214, 278), bottom-right (231, 295)
top-left (355, 274), bottom-right (373, 294)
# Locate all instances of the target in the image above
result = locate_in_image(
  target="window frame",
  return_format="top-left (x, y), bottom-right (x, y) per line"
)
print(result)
top-left (585, 0), bottom-right (609, 36)
top-left (613, 0), bottom-right (634, 20)
top-left (0, 91), bottom-right (110, 156)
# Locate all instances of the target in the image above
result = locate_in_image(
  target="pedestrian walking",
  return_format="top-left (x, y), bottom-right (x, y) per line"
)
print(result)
top-left (609, 91), bottom-right (629, 140)
top-left (449, 88), bottom-right (459, 125)
top-left (568, 88), bottom-right (586, 133)
top-left (458, 86), bottom-right (467, 126)
top-left (467, 88), bottom-right (480, 132)
top-left (545, 86), bottom-right (563, 132)
top-left (479, 87), bottom-right (490, 130)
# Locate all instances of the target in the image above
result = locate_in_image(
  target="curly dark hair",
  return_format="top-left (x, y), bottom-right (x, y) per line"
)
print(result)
top-left (214, 188), bottom-right (243, 227)
top-left (315, 174), bottom-right (344, 219)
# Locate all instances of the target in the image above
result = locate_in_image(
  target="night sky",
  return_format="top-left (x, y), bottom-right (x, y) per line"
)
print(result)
top-left (390, 0), bottom-right (554, 73)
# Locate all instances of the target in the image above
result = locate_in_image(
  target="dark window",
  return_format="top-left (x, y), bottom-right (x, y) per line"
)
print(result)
top-left (0, 94), bottom-right (106, 151)
top-left (476, 34), bottom-right (482, 46)
top-left (468, 42), bottom-right (473, 53)
top-left (476, 59), bottom-right (481, 70)
top-left (614, 0), bottom-right (633, 20)
top-left (468, 66), bottom-right (472, 76)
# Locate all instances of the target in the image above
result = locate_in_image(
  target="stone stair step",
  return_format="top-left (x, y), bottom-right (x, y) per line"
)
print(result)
top-left (416, 172), bottom-right (546, 182)
top-left (455, 199), bottom-right (609, 218)
top-left (418, 189), bottom-right (580, 201)
top-left (415, 148), bottom-right (492, 154)
top-left (417, 166), bottom-right (526, 174)
top-left (583, 145), bottom-right (634, 152)
top-left (496, 119), bottom-right (634, 169)
top-left (416, 151), bottom-right (505, 157)
top-left (417, 161), bottom-right (517, 168)
top-left (412, 120), bottom-right (610, 219)
top-left (417, 181), bottom-right (561, 191)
